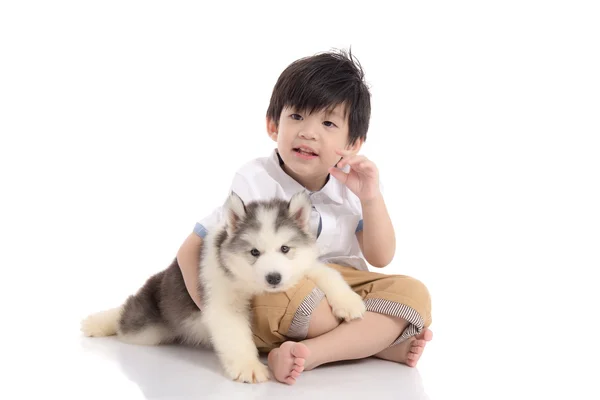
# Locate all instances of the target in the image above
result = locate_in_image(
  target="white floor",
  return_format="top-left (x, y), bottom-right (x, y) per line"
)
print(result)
top-left (77, 335), bottom-right (430, 400)
top-left (10, 326), bottom-right (430, 400)
top-left (6, 298), bottom-right (599, 400)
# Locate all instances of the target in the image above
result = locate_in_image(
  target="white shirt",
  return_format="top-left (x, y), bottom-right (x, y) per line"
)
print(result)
top-left (194, 149), bottom-right (370, 271)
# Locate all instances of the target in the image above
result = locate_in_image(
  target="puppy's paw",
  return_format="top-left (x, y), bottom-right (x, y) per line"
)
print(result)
top-left (329, 290), bottom-right (366, 322)
top-left (223, 357), bottom-right (270, 383)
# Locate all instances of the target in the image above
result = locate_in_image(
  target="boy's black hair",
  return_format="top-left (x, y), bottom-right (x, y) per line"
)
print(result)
top-left (266, 48), bottom-right (371, 146)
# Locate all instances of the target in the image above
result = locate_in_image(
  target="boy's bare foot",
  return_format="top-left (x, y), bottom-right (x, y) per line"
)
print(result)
top-left (267, 341), bottom-right (310, 385)
top-left (374, 328), bottom-right (433, 367)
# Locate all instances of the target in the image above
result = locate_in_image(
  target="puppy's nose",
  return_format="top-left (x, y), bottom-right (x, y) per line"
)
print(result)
top-left (266, 272), bottom-right (282, 286)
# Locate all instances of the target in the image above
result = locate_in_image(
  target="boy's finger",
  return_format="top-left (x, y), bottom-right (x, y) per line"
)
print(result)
top-left (339, 155), bottom-right (366, 169)
top-left (328, 167), bottom-right (348, 183)
top-left (337, 156), bottom-right (352, 168)
top-left (335, 149), bottom-right (351, 165)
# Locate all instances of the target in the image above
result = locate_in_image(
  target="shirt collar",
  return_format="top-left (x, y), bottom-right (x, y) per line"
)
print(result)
top-left (268, 149), bottom-right (344, 205)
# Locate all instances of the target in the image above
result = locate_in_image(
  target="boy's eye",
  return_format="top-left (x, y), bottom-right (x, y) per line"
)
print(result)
top-left (290, 114), bottom-right (303, 120)
top-left (323, 121), bottom-right (337, 128)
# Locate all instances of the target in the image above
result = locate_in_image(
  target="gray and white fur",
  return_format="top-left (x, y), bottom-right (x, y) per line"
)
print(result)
top-left (81, 191), bottom-right (366, 383)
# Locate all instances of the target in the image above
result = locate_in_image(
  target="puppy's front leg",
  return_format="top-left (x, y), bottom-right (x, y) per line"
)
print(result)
top-left (204, 304), bottom-right (269, 383)
top-left (307, 264), bottom-right (366, 322)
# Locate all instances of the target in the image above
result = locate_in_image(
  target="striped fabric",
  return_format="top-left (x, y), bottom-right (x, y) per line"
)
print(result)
top-left (289, 294), bottom-right (424, 347)
top-left (287, 287), bottom-right (325, 340)
top-left (364, 298), bottom-right (424, 346)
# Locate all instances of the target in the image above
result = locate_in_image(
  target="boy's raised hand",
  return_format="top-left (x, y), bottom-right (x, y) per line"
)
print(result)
top-left (328, 149), bottom-right (381, 204)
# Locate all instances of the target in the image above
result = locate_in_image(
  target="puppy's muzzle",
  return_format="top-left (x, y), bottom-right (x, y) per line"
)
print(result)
top-left (265, 272), bottom-right (282, 286)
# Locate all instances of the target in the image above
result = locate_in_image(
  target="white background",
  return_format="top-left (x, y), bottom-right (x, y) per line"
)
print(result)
top-left (1, 1), bottom-right (599, 399)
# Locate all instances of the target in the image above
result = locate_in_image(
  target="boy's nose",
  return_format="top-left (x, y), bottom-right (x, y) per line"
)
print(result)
top-left (299, 129), bottom-right (316, 140)
top-left (298, 120), bottom-right (320, 140)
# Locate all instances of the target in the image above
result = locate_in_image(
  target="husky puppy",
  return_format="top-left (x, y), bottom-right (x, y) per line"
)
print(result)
top-left (81, 191), bottom-right (366, 383)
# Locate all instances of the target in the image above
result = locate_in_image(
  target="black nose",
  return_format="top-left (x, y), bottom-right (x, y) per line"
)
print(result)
top-left (266, 272), bottom-right (282, 285)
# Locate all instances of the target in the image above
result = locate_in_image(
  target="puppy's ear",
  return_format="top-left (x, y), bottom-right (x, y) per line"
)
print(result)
top-left (224, 192), bottom-right (246, 235)
top-left (288, 191), bottom-right (312, 232)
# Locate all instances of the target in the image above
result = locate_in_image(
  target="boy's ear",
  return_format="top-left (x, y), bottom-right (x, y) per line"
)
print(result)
top-left (266, 118), bottom-right (278, 142)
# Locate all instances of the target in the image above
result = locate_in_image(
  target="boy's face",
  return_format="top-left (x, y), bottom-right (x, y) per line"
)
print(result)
top-left (267, 104), bottom-right (362, 191)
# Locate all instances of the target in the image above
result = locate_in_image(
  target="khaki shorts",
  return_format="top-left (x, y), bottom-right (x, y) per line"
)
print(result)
top-left (250, 263), bottom-right (432, 353)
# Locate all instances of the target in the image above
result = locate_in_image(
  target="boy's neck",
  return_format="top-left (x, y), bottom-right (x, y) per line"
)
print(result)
top-left (277, 151), bottom-right (329, 192)
top-left (285, 167), bottom-right (329, 192)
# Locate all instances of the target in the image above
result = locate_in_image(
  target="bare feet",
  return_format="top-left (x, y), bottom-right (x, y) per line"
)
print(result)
top-left (267, 341), bottom-right (310, 385)
top-left (268, 329), bottom-right (432, 383)
top-left (374, 328), bottom-right (433, 367)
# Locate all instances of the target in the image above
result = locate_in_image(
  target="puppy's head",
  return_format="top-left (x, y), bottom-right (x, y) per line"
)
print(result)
top-left (217, 191), bottom-right (317, 293)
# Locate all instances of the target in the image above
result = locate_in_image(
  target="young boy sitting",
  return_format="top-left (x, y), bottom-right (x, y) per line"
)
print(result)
top-left (176, 49), bottom-right (433, 385)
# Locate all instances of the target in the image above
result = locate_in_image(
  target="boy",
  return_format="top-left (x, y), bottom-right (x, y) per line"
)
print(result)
top-left (177, 49), bottom-right (432, 385)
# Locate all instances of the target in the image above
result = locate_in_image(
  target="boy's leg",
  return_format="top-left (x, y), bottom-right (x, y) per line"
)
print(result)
top-left (301, 298), bottom-right (410, 363)
top-left (373, 326), bottom-right (433, 366)
top-left (268, 304), bottom-right (430, 384)
top-left (251, 265), bottom-right (432, 384)
top-left (269, 310), bottom-right (409, 373)
top-left (305, 300), bottom-right (433, 366)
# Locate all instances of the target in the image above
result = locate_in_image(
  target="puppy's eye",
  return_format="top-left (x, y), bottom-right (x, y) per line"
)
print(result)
top-left (250, 248), bottom-right (260, 257)
top-left (280, 245), bottom-right (290, 254)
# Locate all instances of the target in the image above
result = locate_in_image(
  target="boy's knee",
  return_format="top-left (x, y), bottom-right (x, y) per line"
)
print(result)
top-left (249, 277), bottom-right (317, 349)
top-left (400, 276), bottom-right (432, 326)
top-left (401, 276), bottom-right (431, 308)
top-left (372, 275), bottom-right (432, 326)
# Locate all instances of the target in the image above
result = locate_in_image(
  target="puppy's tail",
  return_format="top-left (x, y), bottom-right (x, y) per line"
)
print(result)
top-left (80, 306), bottom-right (123, 337)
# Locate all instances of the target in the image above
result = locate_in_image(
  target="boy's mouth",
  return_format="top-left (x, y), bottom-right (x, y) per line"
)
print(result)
top-left (293, 146), bottom-right (318, 157)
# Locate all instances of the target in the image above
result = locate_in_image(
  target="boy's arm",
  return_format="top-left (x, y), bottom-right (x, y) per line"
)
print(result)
top-left (356, 194), bottom-right (396, 268)
top-left (176, 232), bottom-right (204, 309)
top-left (329, 149), bottom-right (396, 268)
top-left (178, 172), bottom-right (255, 309)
